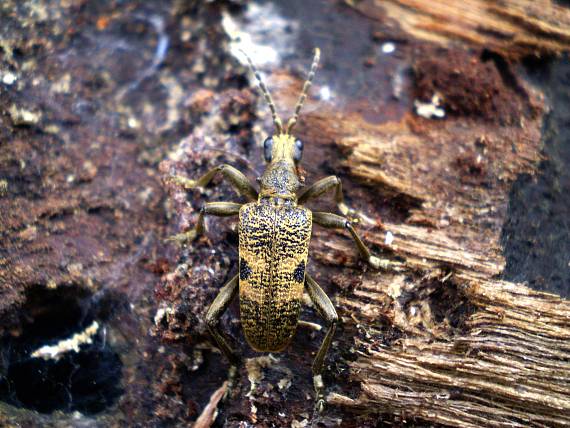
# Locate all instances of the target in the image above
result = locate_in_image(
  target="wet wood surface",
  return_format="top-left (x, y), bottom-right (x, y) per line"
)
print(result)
top-left (1, 0), bottom-right (569, 427)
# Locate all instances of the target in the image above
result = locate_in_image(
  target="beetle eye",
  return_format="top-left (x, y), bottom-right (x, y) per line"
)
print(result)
top-left (293, 139), bottom-right (304, 163)
top-left (263, 137), bottom-right (273, 162)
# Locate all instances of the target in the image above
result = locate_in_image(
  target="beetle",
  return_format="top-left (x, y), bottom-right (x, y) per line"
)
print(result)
top-left (169, 48), bottom-right (384, 411)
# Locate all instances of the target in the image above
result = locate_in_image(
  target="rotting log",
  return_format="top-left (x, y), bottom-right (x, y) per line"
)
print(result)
top-left (297, 36), bottom-right (569, 428)
top-left (303, 4), bottom-right (570, 425)
top-left (1, 0), bottom-right (569, 426)
top-left (158, 44), bottom-right (570, 425)
top-left (294, 80), bottom-right (570, 425)
top-left (347, 0), bottom-right (570, 60)
top-left (328, 263), bottom-right (570, 427)
top-left (182, 23), bottom-right (570, 427)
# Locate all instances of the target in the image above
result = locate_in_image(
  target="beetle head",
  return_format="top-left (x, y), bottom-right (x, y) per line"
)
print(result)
top-left (262, 135), bottom-right (304, 165)
top-left (241, 48), bottom-right (320, 166)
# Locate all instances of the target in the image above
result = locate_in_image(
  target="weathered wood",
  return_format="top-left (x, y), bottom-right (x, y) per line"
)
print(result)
top-left (244, 13), bottom-right (570, 421)
top-left (328, 265), bottom-right (570, 426)
top-left (158, 46), bottom-right (570, 425)
top-left (2, 0), bottom-right (569, 426)
top-left (347, 0), bottom-right (570, 60)
top-left (296, 54), bottom-right (568, 428)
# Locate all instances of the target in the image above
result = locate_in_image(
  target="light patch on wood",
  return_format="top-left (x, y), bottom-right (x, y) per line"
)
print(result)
top-left (31, 321), bottom-right (99, 360)
top-left (348, 0), bottom-right (570, 60)
top-left (193, 381), bottom-right (228, 428)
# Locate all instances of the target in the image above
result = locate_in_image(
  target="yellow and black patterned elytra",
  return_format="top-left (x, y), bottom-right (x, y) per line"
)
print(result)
top-left (239, 201), bottom-right (312, 352)
top-left (169, 48), bottom-right (384, 412)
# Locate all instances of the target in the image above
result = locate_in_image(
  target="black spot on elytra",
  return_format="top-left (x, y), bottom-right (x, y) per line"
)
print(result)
top-left (293, 260), bottom-right (305, 283)
top-left (240, 258), bottom-right (252, 281)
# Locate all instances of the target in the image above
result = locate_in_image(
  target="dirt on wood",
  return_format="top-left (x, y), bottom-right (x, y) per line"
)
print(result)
top-left (1, 0), bottom-right (569, 427)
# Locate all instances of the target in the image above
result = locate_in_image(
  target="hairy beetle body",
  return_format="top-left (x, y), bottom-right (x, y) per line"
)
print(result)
top-left (168, 48), bottom-right (385, 412)
top-left (239, 201), bottom-right (312, 352)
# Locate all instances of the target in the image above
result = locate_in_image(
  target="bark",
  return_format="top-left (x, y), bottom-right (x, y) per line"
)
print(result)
top-left (347, 0), bottom-right (570, 60)
top-left (1, 1), bottom-right (569, 427)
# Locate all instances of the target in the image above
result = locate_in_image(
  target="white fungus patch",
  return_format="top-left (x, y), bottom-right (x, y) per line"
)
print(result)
top-left (2, 72), bottom-right (17, 85)
top-left (222, 3), bottom-right (299, 67)
top-left (154, 306), bottom-right (174, 326)
top-left (385, 231), bottom-right (394, 246)
top-left (277, 376), bottom-right (292, 391)
top-left (381, 42), bottom-right (396, 54)
top-left (414, 93), bottom-right (445, 119)
top-left (291, 419), bottom-right (309, 428)
top-left (245, 354), bottom-right (294, 401)
top-left (319, 85), bottom-right (332, 101)
top-left (245, 355), bottom-right (276, 397)
top-left (391, 65), bottom-right (406, 99)
top-left (31, 321), bottom-right (99, 361)
top-left (8, 104), bottom-right (42, 125)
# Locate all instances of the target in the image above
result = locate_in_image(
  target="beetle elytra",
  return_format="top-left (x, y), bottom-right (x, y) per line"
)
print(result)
top-left (169, 48), bottom-right (384, 412)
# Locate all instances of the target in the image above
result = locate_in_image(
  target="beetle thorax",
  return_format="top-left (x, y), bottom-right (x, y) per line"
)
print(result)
top-left (259, 161), bottom-right (300, 199)
top-left (259, 134), bottom-right (301, 199)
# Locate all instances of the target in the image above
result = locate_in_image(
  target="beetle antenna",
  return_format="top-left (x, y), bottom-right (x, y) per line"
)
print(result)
top-left (286, 47), bottom-right (320, 134)
top-left (239, 49), bottom-right (284, 134)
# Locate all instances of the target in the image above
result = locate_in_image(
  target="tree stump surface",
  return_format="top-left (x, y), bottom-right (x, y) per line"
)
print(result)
top-left (1, 1), bottom-right (569, 427)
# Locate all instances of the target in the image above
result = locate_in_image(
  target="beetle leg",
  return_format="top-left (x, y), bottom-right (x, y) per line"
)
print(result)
top-left (168, 201), bottom-right (242, 245)
top-left (206, 275), bottom-right (238, 365)
top-left (205, 274), bottom-right (241, 399)
top-left (313, 211), bottom-right (389, 269)
top-left (297, 176), bottom-right (362, 223)
top-left (205, 274), bottom-right (240, 366)
top-left (305, 273), bottom-right (338, 413)
top-left (170, 164), bottom-right (258, 201)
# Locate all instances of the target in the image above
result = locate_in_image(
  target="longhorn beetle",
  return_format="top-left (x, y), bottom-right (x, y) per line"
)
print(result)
top-left (170, 48), bottom-right (384, 412)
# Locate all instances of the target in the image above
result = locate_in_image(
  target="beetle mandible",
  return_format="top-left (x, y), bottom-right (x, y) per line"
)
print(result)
top-left (170, 48), bottom-right (385, 412)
